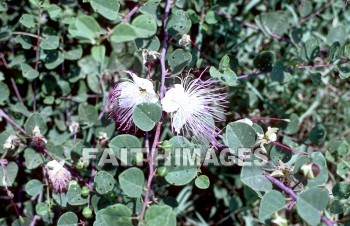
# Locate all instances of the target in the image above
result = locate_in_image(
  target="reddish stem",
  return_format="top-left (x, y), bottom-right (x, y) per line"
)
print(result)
top-left (251, 117), bottom-right (288, 122)
top-left (273, 141), bottom-right (310, 155)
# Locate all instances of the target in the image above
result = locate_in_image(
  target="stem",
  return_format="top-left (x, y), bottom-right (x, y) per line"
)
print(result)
top-left (12, 31), bottom-right (43, 39)
top-left (0, 109), bottom-right (27, 135)
top-left (251, 117), bottom-right (289, 122)
top-left (190, 40), bottom-right (212, 66)
top-left (33, 7), bottom-right (42, 112)
top-left (273, 141), bottom-right (310, 156)
top-left (159, 0), bottom-right (172, 99)
top-left (138, 123), bottom-right (162, 225)
top-left (265, 174), bottom-right (334, 226)
top-left (122, 4), bottom-right (140, 23)
top-left (11, 78), bottom-right (24, 105)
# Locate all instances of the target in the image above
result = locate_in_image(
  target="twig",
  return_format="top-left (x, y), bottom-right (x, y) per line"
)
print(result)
top-left (265, 174), bottom-right (334, 226)
top-left (138, 123), bottom-right (162, 225)
top-left (0, 109), bottom-right (27, 135)
top-left (12, 31), bottom-right (43, 39)
top-left (159, 0), bottom-right (172, 99)
top-left (11, 78), bottom-right (24, 105)
top-left (33, 6), bottom-right (42, 112)
top-left (289, 1), bottom-right (335, 28)
top-left (122, 4), bottom-right (140, 23)
top-left (273, 141), bottom-right (310, 155)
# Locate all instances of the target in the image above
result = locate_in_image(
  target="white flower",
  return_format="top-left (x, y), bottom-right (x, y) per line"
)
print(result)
top-left (69, 121), bottom-right (79, 133)
top-left (45, 160), bottom-right (72, 193)
top-left (256, 126), bottom-right (279, 153)
top-left (110, 71), bottom-right (159, 130)
top-left (33, 126), bottom-right (47, 144)
top-left (161, 78), bottom-right (226, 144)
top-left (3, 135), bottom-right (20, 150)
top-left (236, 118), bottom-right (253, 126)
top-left (142, 49), bottom-right (160, 65)
top-left (179, 34), bottom-right (191, 47)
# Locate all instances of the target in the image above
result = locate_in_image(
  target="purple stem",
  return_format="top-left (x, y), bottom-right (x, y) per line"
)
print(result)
top-left (0, 110), bottom-right (27, 135)
top-left (265, 174), bottom-right (334, 226)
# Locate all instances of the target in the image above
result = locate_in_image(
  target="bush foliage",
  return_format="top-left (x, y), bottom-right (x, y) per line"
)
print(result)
top-left (0, 0), bottom-right (350, 225)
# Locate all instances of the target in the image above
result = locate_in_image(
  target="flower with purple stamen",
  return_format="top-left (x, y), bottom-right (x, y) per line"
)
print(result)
top-left (110, 72), bottom-right (159, 130)
top-left (45, 160), bottom-right (72, 193)
top-left (161, 78), bottom-right (227, 144)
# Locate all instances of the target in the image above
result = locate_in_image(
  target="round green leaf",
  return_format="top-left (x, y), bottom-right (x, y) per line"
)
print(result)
top-left (109, 134), bottom-right (142, 165)
top-left (90, 0), bottom-right (120, 21)
top-left (166, 10), bottom-right (192, 36)
top-left (132, 15), bottom-right (157, 38)
top-left (0, 162), bottom-right (18, 187)
top-left (132, 103), bottom-right (162, 131)
top-left (25, 179), bottom-right (43, 197)
top-left (296, 188), bottom-right (329, 226)
top-left (94, 204), bottom-right (132, 226)
top-left (67, 182), bottom-right (88, 206)
top-left (241, 164), bottom-right (272, 192)
top-left (258, 190), bottom-right (285, 221)
top-left (165, 149), bottom-right (198, 186)
top-left (332, 182), bottom-right (350, 200)
top-left (20, 14), bottom-right (36, 28)
top-left (119, 167), bottom-right (145, 198)
top-left (111, 24), bottom-right (137, 44)
top-left (94, 171), bottom-right (115, 194)
top-left (24, 113), bottom-right (48, 136)
top-left (24, 148), bottom-right (44, 169)
top-left (253, 51), bottom-right (276, 71)
top-left (195, 175), bottom-right (210, 189)
top-left (168, 49), bottom-right (192, 75)
top-left (225, 122), bottom-right (256, 152)
top-left (40, 35), bottom-right (59, 50)
top-left (21, 63), bottom-right (39, 79)
top-left (78, 104), bottom-right (98, 126)
top-left (145, 205), bottom-right (176, 226)
top-left (0, 82), bottom-right (10, 104)
top-left (36, 202), bottom-right (50, 216)
top-left (58, 212), bottom-right (78, 226)
top-left (301, 37), bottom-right (320, 62)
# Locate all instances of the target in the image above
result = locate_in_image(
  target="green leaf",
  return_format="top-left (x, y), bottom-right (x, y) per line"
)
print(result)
top-left (36, 202), bottom-right (50, 216)
top-left (57, 212), bottom-right (78, 226)
top-left (64, 46), bottom-right (83, 60)
top-left (91, 45), bottom-right (106, 64)
top-left (205, 10), bottom-right (219, 24)
top-left (165, 149), bottom-right (198, 186)
top-left (0, 162), bottom-right (18, 187)
top-left (21, 63), bottom-right (39, 79)
top-left (109, 134), bottom-right (142, 165)
top-left (24, 148), bottom-right (44, 169)
top-left (332, 182), bottom-right (350, 200)
top-left (296, 188), bottom-right (329, 226)
top-left (293, 152), bottom-right (328, 187)
top-left (15, 35), bottom-right (32, 49)
top-left (135, 36), bottom-right (160, 52)
top-left (253, 51), bottom-right (275, 71)
top-left (94, 204), bottom-right (132, 226)
top-left (25, 179), bottom-right (43, 197)
top-left (271, 60), bottom-right (284, 83)
top-left (24, 113), bottom-right (48, 136)
top-left (78, 104), bottom-right (98, 126)
top-left (132, 15), bottom-right (157, 38)
top-left (68, 15), bottom-right (101, 44)
top-left (344, 44), bottom-right (350, 58)
top-left (225, 122), bottom-right (256, 152)
top-left (47, 4), bottom-right (62, 19)
top-left (301, 37), bottom-right (320, 62)
top-left (241, 164), bottom-right (272, 192)
top-left (284, 113), bottom-right (299, 135)
top-left (67, 182), bottom-right (88, 206)
top-left (90, 0), bottom-right (120, 21)
top-left (132, 103), bottom-right (162, 131)
top-left (327, 25), bottom-right (347, 46)
top-left (310, 73), bottom-right (322, 84)
top-left (20, 14), bottom-right (36, 28)
top-left (258, 190), bottom-right (285, 221)
top-left (195, 175), bottom-right (210, 189)
top-left (40, 35), bottom-right (59, 50)
top-left (94, 171), bottom-right (115, 195)
top-left (329, 200), bottom-right (344, 214)
top-left (168, 49), bottom-right (192, 75)
top-left (209, 66), bottom-right (237, 86)
top-left (111, 24), bottom-right (137, 44)
top-left (257, 11), bottom-right (290, 36)
top-left (308, 124), bottom-right (327, 144)
top-left (145, 205), bottom-right (176, 226)
top-left (290, 28), bottom-right (302, 44)
top-left (166, 10), bottom-right (192, 36)
top-left (119, 167), bottom-right (145, 198)
top-left (0, 82), bottom-right (10, 105)
top-left (44, 50), bottom-right (64, 69)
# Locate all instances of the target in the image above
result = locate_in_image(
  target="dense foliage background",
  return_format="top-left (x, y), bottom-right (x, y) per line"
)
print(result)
top-left (0, 0), bottom-right (350, 225)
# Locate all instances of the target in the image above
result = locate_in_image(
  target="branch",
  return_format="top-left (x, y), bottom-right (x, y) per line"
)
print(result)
top-left (0, 109), bottom-right (27, 135)
top-left (265, 174), bottom-right (334, 226)
top-left (122, 4), bottom-right (140, 23)
top-left (138, 122), bottom-right (162, 224)
top-left (159, 0), bottom-right (172, 99)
